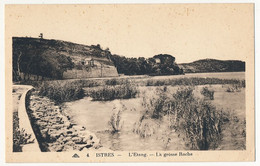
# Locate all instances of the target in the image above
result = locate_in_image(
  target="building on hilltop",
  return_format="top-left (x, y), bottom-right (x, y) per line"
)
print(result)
top-left (155, 58), bottom-right (161, 64)
top-left (81, 57), bottom-right (95, 67)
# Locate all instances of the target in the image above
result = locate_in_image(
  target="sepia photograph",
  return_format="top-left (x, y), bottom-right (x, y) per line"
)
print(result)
top-left (4, 3), bottom-right (255, 162)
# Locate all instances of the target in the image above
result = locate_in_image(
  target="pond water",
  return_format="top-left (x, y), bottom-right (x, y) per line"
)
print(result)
top-left (64, 72), bottom-right (245, 151)
top-left (72, 71), bottom-right (245, 81)
top-left (65, 97), bottom-right (186, 151)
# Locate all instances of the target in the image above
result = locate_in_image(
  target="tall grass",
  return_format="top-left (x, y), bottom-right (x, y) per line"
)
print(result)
top-left (174, 99), bottom-right (223, 150)
top-left (146, 77), bottom-right (245, 87)
top-left (85, 82), bottom-right (139, 101)
top-left (140, 87), bottom-right (171, 120)
top-left (136, 87), bottom-right (225, 150)
top-left (133, 119), bottom-right (159, 138)
top-left (108, 105), bottom-right (125, 133)
top-left (226, 82), bottom-right (245, 92)
top-left (201, 87), bottom-right (215, 100)
top-left (70, 79), bottom-right (101, 87)
top-left (37, 80), bottom-right (84, 103)
top-left (35, 79), bottom-right (139, 103)
top-left (105, 78), bottom-right (131, 86)
top-left (171, 87), bottom-right (224, 149)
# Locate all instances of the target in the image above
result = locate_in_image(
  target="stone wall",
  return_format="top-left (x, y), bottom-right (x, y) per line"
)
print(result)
top-left (63, 66), bottom-right (118, 79)
top-left (28, 91), bottom-right (102, 152)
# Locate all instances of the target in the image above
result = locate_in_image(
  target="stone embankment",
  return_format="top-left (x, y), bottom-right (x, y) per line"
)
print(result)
top-left (27, 91), bottom-right (102, 152)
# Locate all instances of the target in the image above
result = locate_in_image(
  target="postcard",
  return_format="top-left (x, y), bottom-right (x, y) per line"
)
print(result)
top-left (5, 4), bottom-right (255, 162)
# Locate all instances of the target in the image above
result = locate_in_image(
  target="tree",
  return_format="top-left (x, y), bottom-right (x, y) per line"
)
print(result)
top-left (56, 54), bottom-right (74, 77)
top-left (110, 54), bottom-right (183, 76)
top-left (39, 33), bottom-right (43, 39)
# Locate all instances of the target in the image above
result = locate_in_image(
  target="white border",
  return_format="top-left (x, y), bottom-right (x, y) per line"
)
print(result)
top-left (0, 0), bottom-right (259, 166)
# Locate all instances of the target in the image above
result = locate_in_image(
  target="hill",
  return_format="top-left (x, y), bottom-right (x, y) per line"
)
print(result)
top-left (13, 37), bottom-right (243, 80)
top-left (12, 37), bottom-right (118, 81)
top-left (179, 59), bottom-right (245, 73)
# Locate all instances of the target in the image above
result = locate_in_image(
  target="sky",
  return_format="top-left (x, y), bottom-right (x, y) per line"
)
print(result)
top-left (5, 4), bottom-right (254, 63)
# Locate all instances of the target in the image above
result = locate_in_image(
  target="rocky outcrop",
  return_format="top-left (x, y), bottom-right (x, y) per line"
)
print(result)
top-left (27, 91), bottom-right (102, 152)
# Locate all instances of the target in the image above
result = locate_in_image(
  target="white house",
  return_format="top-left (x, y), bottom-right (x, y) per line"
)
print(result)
top-left (82, 57), bottom-right (94, 67)
top-left (155, 58), bottom-right (161, 64)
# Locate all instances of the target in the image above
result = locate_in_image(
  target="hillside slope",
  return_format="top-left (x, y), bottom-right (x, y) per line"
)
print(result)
top-left (179, 59), bottom-right (245, 73)
top-left (12, 37), bottom-right (118, 80)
